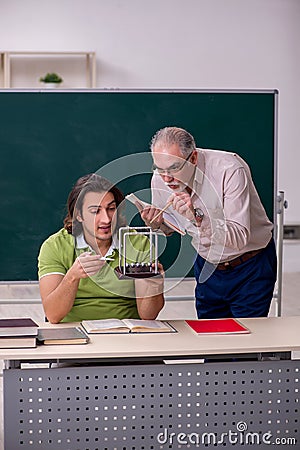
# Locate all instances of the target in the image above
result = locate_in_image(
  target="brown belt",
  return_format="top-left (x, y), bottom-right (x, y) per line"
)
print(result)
top-left (216, 248), bottom-right (263, 270)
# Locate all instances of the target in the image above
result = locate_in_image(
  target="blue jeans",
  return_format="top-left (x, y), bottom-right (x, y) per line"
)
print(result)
top-left (194, 239), bottom-right (277, 318)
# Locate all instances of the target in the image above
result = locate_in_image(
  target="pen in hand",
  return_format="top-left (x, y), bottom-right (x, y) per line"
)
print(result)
top-left (149, 201), bottom-right (173, 224)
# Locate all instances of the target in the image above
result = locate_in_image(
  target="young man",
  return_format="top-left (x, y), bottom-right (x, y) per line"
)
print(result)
top-left (141, 126), bottom-right (277, 319)
top-left (38, 174), bottom-right (164, 323)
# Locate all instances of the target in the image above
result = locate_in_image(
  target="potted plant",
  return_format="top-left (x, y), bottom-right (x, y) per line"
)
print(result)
top-left (39, 72), bottom-right (63, 88)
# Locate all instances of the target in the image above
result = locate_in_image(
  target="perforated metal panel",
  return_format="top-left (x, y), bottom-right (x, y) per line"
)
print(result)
top-left (4, 360), bottom-right (300, 449)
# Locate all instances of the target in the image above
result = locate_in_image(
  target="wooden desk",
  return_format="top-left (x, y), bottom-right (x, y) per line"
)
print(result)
top-left (1, 316), bottom-right (300, 362)
top-left (2, 317), bottom-right (300, 449)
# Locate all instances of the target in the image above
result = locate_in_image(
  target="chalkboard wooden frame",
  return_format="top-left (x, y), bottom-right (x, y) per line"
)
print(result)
top-left (0, 89), bottom-right (278, 281)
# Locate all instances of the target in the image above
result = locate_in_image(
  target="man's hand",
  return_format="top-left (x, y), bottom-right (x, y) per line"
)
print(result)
top-left (153, 261), bottom-right (165, 278)
top-left (141, 206), bottom-right (164, 230)
top-left (168, 191), bottom-right (195, 221)
top-left (68, 252), bottom-right (106, 279)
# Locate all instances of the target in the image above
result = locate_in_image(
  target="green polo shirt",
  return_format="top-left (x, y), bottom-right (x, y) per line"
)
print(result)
top-left (38, 228), bottom-right (151, 322)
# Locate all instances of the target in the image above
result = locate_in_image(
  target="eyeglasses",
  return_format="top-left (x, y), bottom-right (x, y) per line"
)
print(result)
top-left (152, 152), bottom-right (193, 175)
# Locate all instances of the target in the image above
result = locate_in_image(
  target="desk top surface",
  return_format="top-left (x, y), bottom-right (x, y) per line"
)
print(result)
top-left (1, 316), bottom-right (300, 361)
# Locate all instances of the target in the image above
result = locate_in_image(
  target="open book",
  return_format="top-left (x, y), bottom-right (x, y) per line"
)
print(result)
top-left (126, 193), bottom-right (185, 235)
top-left (81, 318), bottom-right (176, 334)
top-left (186, 318), bottom-right (250, 335)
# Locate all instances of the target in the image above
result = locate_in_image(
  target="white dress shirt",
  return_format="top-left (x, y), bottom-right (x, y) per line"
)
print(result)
top-left (151, 148), bottom-right (273, 264)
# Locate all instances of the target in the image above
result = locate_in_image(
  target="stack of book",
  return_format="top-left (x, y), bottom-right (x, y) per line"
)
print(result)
top-left (0, 318), bottom-right (39, 348)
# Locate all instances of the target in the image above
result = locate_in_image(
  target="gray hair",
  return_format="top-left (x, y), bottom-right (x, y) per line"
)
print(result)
top-left (150, 126), bottom-right (196, 157)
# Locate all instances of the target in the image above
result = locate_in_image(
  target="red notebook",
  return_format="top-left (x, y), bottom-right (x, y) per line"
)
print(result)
top-left (186, 318), bottom-right (250, 335)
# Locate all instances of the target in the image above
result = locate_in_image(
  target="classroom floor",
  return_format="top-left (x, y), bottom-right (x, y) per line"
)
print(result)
top-left (0, 272), bottom-right (299, 449)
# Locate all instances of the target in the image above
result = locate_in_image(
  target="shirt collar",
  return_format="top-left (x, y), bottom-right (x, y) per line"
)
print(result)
top-left (75, 233), bottom-right (118, 257)
top-left (76, 233), bottom-right (90, 250)
top-left (193, 148), bottom-right (205, 188)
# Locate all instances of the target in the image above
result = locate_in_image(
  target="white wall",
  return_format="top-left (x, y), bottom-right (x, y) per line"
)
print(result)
top-left (0, 0), bottom-right (299, 225)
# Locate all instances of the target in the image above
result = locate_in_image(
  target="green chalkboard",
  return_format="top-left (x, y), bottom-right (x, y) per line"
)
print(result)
top-left (0, 90), bottom-right (277, 281)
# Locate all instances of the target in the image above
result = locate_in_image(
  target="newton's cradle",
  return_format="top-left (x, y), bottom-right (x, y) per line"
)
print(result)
top-left (115, 226), bottom-right (161, 279)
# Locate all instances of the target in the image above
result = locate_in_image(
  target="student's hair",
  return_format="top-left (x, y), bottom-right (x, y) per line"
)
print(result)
top-left (150, 126), bottom-right (196, 157)
top-left (63, 173), bottom-right (126, 236)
